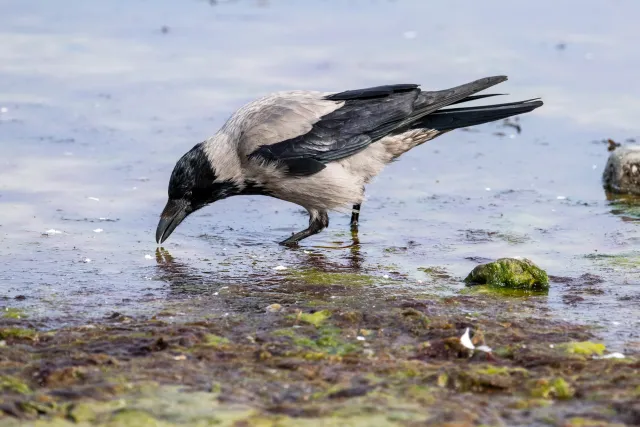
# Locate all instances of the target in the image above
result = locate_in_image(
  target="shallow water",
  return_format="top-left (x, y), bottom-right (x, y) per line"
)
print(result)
top-left (1, 0), bottom-right (639, 349)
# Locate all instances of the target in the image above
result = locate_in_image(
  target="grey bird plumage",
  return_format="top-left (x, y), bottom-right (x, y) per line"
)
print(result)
top-left (156, 76), bottom-right (542, 245)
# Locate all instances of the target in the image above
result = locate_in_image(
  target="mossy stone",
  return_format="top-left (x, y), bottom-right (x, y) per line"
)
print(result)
top-left (464, 258), bottom-right (549, 289)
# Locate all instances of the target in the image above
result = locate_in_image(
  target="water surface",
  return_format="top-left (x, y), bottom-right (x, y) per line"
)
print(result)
top-left (1, 0), bottom-right (639, 349)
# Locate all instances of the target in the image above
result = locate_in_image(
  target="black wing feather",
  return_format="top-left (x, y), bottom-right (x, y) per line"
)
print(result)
top-left (414, 99), bottom-right (543, 131)
top-left (326, 84), bottom-right (420, 101)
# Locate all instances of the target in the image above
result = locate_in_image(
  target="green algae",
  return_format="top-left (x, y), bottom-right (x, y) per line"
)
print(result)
top-left (274, 324), bottom-right (358, 356)
top-left (585, 252), bottom-right (640, 269)
top-left (511, 398), bottom-right (552, 409)
top-left (202, 334), bottom-right (230, 347)
top-left (417, 266), bottom-right (453, 281)
top-left (0, 327), bottom-right (37, 340)
top-left (0, 295), bottom-right (637, 426)
top-left (287, 268), bottom-right (377, 286)
top-left (530, 377), bottom-right (575, 399)
top-left (106, 409), bottom-right (158, 427)
top-left (297, 310), bottom-right (331, 327)
top-left (495, 232), bottom-right (531, 245)
top-left (0, 375), bottom-right (32, 395)
top-left (607, 192), bottom-right (640, 221)
top-left (564, 418), bottom-right (626, 427)
top-left (68, 402), bottom-right (100, 423)
top-left (461, 286), bottom-right (548, 297)
top-left (464, 258), bottom-right (549, 289)
top-left (2, 308), bottom-right (27, 320)
top-left (558, 341), bottom-right (606, 356)
top-left (446, 365), bottom-right (530, 392)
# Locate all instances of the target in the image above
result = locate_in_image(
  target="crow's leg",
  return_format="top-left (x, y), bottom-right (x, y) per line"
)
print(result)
top-left (280, 209), bottom-right (329, 246)
top-left (350, 204), bottom-right (361, 230)
top-left (350, 187), bottom-right (365, 231)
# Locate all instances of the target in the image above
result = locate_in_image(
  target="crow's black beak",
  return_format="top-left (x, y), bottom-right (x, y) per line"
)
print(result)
top-left (156, 199), bottom-right (189, 244)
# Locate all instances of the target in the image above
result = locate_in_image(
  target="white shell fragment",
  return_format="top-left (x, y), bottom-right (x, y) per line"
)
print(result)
top-left (460, 327), bottom-right (475, 350)
top-left (273, 265), bottom-right (287, 271)
top-left (88, 197), bottom-right (100, 201)
top-left (93, 228), bottom-right (103, 233)
top-left (44, 229), bottom-right (62, 235)
top-left (596, 352), bottom-right (625, 359)
top-left (144, 254), bottom-right (153, 260)
top-left (460, 327), bottom-right (492, 353)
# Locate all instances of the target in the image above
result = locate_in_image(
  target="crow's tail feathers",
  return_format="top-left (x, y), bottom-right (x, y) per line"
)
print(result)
top-left (415, 98), bottom-right (543, 132)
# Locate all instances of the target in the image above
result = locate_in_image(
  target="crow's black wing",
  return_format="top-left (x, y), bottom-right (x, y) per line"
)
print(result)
top-left (249, 76), bottom-right (507, 176)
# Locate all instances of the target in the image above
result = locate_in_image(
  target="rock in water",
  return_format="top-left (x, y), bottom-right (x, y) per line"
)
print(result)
top-left (602, 147), bottom-right (640, 195)
top-left (464, 258), bottom-right (549, 289)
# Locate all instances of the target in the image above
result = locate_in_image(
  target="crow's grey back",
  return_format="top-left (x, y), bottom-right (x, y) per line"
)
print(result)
top-left (219, 91), bottom-right (344, 159)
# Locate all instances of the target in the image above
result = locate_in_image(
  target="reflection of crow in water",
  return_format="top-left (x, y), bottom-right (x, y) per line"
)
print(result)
top-left (154, 248), bottom-right (218, 295)
top-left (154, 241), bottom-right (365, 300)
top-left (156, 76), bottom-right (542, 246)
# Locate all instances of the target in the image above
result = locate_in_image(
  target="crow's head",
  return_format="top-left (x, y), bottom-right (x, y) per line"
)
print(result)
top-left (155, 142), bottom-right (238, 244)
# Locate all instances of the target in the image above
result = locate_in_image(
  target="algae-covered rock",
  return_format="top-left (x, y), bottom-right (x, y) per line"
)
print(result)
top-left (464, 258), bottom-right (549, 289)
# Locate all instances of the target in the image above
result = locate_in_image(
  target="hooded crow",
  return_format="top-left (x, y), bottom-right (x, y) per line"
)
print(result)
top-left (156, 76), bottom-right (542, 246)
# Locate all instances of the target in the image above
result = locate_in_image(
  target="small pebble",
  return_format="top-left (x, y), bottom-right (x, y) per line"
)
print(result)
top-left (485, 187), bottom-right (491, 191)
top-left (144, 254), bottom-right (153, 260)
top-left (273, 265), bottom-right (287, 271)
top-left (557, 196), bottom-right (567, 200)
top-left (382, 274), bottom-right (390, 279)
top-left (173, 355), bottom-right (187, 361)
top-left (356, 336), bottom-right (366, 341)
top-left (88, 197), bottom-right (100, 201)
top-left (45, 229), bottom-right (62, 235)
top-left (83, 258), bottom-right (92, 263)
top-left (266, 303), bottom-right (282, 313)
top-left (93, 228), bottom-right (103, 233)
top-left (0, 107), bottom-right (8, 113)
